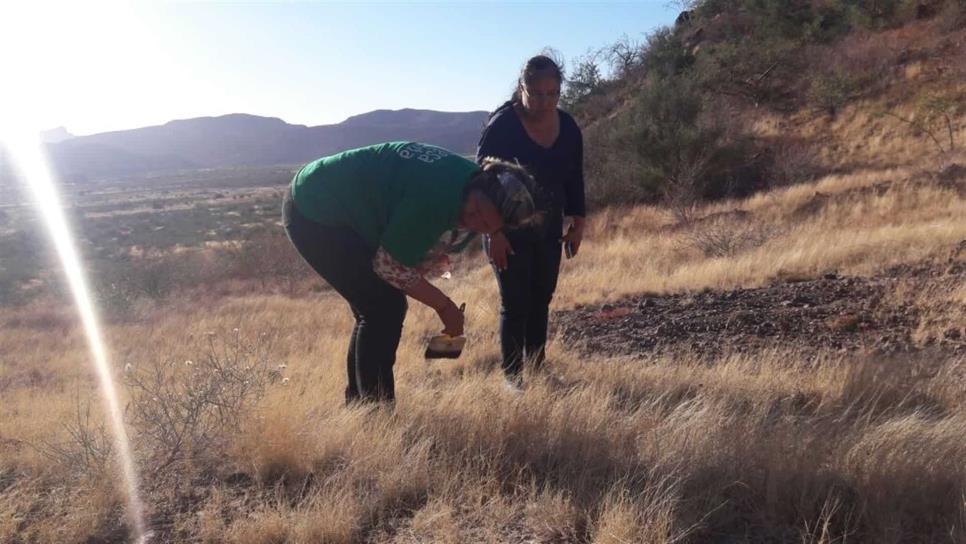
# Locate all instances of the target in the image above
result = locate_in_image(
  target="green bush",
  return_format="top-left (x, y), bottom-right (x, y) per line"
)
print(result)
top-left (629, 74), bottom-right (760, 218)
top-left (693, 36), bottom-right (803, 108)
top-left (807, 71), bottom-right (864, 116)
top-left (694, 0), bottom-right (904, 35)
top-left (561, 51), bottom-right (605, 111)
top-left (642, 26), bottom-right (694, 79)
top-left (575, 0), bottom-right (959, 208)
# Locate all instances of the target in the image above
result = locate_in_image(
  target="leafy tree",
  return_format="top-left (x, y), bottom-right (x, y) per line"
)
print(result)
top-left (561, 50), bottom-right (605, 110)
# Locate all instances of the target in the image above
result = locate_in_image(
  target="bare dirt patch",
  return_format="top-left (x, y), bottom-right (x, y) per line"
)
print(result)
top-left (556, 246), bottom-right (966, 358)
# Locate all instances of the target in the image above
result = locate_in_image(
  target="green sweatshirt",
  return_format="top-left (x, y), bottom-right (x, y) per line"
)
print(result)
top-left (290, 142), bottom-right (479, 267)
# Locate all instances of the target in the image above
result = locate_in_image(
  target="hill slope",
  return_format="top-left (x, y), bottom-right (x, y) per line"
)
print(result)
top-left (46, 109), bottom-right (487, 181)
top-left (566, 2), bottom-right (966, 207)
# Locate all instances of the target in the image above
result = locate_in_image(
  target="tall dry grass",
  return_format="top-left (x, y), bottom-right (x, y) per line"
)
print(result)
top-left (1, 159), bottom-right (965, 542)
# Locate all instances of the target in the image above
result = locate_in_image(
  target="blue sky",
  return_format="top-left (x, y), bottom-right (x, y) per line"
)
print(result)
top-left (2, 1), bottom-right (680, 136)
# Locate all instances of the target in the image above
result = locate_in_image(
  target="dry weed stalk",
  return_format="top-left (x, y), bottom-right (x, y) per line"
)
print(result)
top-left (122, 328), bottom-right (279, 475)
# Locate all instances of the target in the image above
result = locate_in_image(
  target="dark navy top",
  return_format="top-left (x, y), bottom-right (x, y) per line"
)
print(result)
top-left (475, 102), bottom-right (586, 219)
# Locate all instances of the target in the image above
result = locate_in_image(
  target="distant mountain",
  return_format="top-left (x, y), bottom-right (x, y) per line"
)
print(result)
top-left (40, 127), bottom-right (74, 143)
top-left (46, 109), bottom-right (488, 181)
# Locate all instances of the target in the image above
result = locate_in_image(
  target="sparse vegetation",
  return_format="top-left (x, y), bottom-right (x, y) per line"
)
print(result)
top-left (2, 1), bottom-right (966, 542)
top-left (122, 328), bottom-right (278, 476)
top-left (3, 150), bottom-right (965, 542)
top-left (567, 0), bottom-right (966, 207)
top-left (875, 90), bottom-right (963, 169)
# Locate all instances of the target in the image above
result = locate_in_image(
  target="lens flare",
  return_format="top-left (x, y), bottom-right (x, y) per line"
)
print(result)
top-left (1, 129), bottom-right (149, 542)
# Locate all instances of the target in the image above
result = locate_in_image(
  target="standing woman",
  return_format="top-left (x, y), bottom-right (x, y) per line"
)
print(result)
top-left (477, 54), bottom-right (586, 387)
top-left (283, 141), bottom-right (539, 404)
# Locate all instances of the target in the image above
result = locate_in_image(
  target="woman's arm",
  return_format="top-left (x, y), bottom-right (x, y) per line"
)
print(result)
top-left (373, 247), bottom-right (463, 336)
top-left (562, 124), bottom-right (587, 255)
top-left (476, 110), bottom-right (519, 268)
top-left (405, 278), bottom-right (463, 336)
top-left (563, 125), bottom-right (586, 220)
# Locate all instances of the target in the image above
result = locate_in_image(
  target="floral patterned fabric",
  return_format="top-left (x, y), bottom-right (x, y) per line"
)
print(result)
top-left (373, 227), bottom-right (474, 290)
top-left (373, 247), bottom-right (421, 290)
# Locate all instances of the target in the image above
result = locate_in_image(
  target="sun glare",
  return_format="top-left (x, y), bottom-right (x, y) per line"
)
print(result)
top-left (0, 2), bottom-right (186, 136)
top-left (1, 124), bottom-right (150, 542)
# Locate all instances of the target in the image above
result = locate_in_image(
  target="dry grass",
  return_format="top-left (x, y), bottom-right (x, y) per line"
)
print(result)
top-left (5, 15), bottom-right (966, 543)
top-left (556, 155), bottom-right (966, 305)
top-left (2, 151), bottom-right (966, 542)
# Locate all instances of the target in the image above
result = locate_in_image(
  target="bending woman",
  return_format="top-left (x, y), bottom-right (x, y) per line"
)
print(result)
top-left (476, 54), bottom-right (586, 387)
top-left (283, 141), bottom-right (538, 403)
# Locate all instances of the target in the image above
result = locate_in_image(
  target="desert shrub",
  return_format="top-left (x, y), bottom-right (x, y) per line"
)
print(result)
top-left (742, 0), bottom-right (818, 40)
top-left (92, 252), bottom-right (208, 318)
top-left (89, 233), bottom-right (310, 318)
top-left (695, 0), bottom-right (905, 35)
top-left (606, 34), bottom-right (646, 79)
top-left (807, 70), bottom-right (865, 116)
top-left (693, 36), bottom-right (804, 109)
top-left (684, 217), bottom-right (772, 257)
top-left (767, 138), bottom-right (823, 187)
top-left (37, 398), bottom-right (115, 478)
top-left (219, 232), bottom-right (309, 290)
top-left (631, 75), bottom-right (713, 219)
top-left (92, 274), bottom-right (142, 319)
top-left (844, 0), bottom-right (905, 28)
top-left (122, 328), bottom-right (279, 476)
top-left (641, 26), bottom-right (694, 79)
top-left (630, 74), bottom-right (759, 219)
top-left (937, 0), bottom-right (966, 30)
top-left (582, 118), bottom-right (652, 207)
top-left (874, 90), bottom-right (962, 169)
top-left (561, 50), bottom-right (606, 111)
top-left (134, 255), bottom-right (199, 299)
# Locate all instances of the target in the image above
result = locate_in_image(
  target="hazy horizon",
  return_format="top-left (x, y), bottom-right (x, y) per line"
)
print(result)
top-left (39, 107), bottom-right (491, 139)
top-left (3, 1), bottom-right (680, 137)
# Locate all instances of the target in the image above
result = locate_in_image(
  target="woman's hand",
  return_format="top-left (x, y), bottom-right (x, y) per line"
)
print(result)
top-left (401, 278), bottom-right (463, 335)
top-left (488, 231), bottom-right (514, 271)
top-left (562, 216), bottom-right (585, 257)
top-left (436, 299), bottom-right (465, 337)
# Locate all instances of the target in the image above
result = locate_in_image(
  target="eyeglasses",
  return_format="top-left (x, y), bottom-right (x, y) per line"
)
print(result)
top-left (523, 87), bottom-right (560, 100)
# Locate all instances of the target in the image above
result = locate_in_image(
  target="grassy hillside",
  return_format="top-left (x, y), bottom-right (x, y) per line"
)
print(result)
top-left (569, 0), bottom-right (966, 208)
top-left (1, 2), bottom-right (965, 542)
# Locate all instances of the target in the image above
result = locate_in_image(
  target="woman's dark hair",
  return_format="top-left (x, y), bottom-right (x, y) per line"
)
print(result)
top-left (465, 158), bottom-right (545, 229)
top-left (510, 51), bottom-right (565, 104)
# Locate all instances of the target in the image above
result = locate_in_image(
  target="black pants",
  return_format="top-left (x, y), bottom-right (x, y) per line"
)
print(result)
top-left (492, 215), bottom-right (563, 377)
top-left (282, 189), bottom-right (406, 403)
